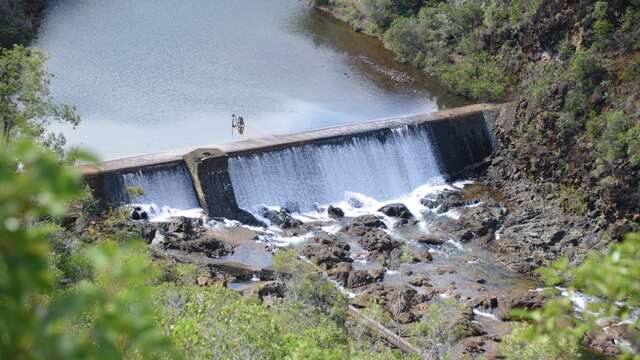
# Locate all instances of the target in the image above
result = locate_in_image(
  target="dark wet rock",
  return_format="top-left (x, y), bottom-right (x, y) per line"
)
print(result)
top-left (422, 190), bottom-right (467, 214)
top-left (131, 206), bottom-right (149, 221)
top-left (327, 205), bottom-right (345, 218)
top-left (347, 264), bottom-right (384, 288)
top-left (415, 234), bottom-right (445, 246)
top-left (260, 207), bottom-right (303, 229)
top-left (147, 217), bottom-right (233, 258)
top-left (420, 197), bottom-right (439, 209)
top-left (378, 203), bottom-right (413, 219)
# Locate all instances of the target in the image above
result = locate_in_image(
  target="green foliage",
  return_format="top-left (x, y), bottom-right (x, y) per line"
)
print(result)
top-left (362, 0), bottom-right (426, 33)
top-left (597, 111), bottom-right (634, 163)
top-left (0, 46), bottom-right (80, 156)
top-left (310, 0), bottom-right (331, 6)
top-left (510, 233), bottom-right (640, 359)
top-left (593, 1), bottom-right (614, 45)
top-left (569, 49), bottom-right (604, 86)
top-left (437, 53), bottom-right (507, 101)
top-left (406, 299), bottom-right (467, 358)
top-left (627, 123), bottom-right (640, 166)
top-left (557, 184), bottom-right (588, 216)
top-left (126, 185), bottom-right (145, 197)
top-left (158, 284), bottom-right (288, 359)
top-left (156, 280), bottom-right (355, 360)
top-left (0, 139), bottom-right (174, 359)
top-left (500, 323), bottom-right (578, 360)
top-left (0, 0), bottom-right (45, 47)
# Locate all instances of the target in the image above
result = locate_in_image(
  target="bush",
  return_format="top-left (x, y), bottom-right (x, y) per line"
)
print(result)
top-left (570, 49), bottom-right (605, 86)
top-left (511, 233), bottom-right (640, 358)
top-left (626, 123), bottom-right (640, 166)
top-left (437, 53), bottom-right (507, 101)
top-left (597, 111), bottom-right (633, 163)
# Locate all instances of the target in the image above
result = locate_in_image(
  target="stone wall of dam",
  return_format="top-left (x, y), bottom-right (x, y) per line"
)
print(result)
top-left (80, 103), bottom-right (502, 222)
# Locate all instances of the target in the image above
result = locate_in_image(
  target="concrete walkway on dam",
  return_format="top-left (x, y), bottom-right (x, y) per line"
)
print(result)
top-left (81, 103), bottom-right (505, 223)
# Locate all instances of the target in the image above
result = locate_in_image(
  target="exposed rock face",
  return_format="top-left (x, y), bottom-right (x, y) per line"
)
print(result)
top-left (355, 283), bottom-right (437, 323)
top-left (301, 231), bottom-right (351, 270)
top-left (474, 288), bottom-right (548, 321)
top-left (348, 215), bottom-right (387, 229)
top-left (148, 217), bottom-right (234, 258)
top-left (347, 264), bottom-right (384, 289)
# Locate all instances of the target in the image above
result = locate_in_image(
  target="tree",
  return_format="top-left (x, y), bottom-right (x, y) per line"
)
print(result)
top-left (0, 139), bottom-right (174, 359)
top-left (0, 45), bottom-right (80, 156)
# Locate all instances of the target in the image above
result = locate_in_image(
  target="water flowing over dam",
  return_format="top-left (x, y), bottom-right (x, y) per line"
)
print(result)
top-left (81, 104), bottom-right (500, 223)
top-left (122, 165), bottom-right (200, 210)
top-left (228, 126), bottom-right (443, 211)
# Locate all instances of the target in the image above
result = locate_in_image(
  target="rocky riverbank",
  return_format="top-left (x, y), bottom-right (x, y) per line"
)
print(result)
top-left (82, 172), bottom-right (631, 358)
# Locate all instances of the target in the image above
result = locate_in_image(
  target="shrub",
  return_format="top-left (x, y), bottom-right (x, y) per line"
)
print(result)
top-left (597, 111), bottom-right (633, 163)
top-left (570, 49), bottom-right (605, 85)
top-left (626, 123), bottom-right (640, 166)
top-left (511, 233), bottom-right (640, 358)
top-left (437, 53), bottom-right (507, 101)
top-left (383, 17), bottom-right (424, 64)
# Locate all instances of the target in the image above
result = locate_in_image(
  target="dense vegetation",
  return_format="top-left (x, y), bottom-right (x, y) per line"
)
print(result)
top-left (316, 0), bottom-right (639, 231)
top-left (0, 0), bottom-right (45, 48)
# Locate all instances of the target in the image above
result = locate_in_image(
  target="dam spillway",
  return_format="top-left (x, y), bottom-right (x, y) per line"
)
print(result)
top-left (80, 103), bottom-right (501, 222)
top-left (228, 125), bottom-right (443, 212)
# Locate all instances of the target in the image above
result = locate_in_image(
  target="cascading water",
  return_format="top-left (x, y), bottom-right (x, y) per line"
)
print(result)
top-left (121, 164), bottom-right (200, 210)
top-left (228, 125), bottom-right (444, 211)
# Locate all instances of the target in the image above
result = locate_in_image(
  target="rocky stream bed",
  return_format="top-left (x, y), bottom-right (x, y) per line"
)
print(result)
top-left (87, 178), bottom-right (633, 358)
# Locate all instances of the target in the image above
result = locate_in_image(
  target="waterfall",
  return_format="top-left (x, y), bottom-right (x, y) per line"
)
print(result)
top-left (228, 125), bottom-right (444, 211)
top-left (121, 163), bottom-right (200, 210)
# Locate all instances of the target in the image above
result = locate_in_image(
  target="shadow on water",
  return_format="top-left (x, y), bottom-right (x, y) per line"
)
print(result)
top-left (288, 8), bottom-right (469, 110)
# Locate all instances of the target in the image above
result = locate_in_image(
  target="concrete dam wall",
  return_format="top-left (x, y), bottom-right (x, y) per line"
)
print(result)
top-left (81, 103), bottom-right (500, 223)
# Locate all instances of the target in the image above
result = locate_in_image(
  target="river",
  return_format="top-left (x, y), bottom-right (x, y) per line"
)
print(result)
top-left (37, 0), bottom-right (465, 160)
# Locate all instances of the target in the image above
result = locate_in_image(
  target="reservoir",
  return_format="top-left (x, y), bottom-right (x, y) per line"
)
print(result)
top-left (37, 0), bottom-right (465, 159)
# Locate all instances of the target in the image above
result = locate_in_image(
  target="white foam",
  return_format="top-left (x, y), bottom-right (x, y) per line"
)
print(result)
top-left (134, 203), bottom-right (204, 222)
top-left (473, 308), bottom-right (498, 321)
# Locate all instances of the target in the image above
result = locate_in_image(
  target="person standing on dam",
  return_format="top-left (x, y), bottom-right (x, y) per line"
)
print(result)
top-left (232, 114), bottom-right (245, 136)
top-left (237, 116), bottom-right (245, 134)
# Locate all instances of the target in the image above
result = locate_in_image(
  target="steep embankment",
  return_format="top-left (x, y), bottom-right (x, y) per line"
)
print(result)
top-left (312, 0), bottom-right (640, 271)
top-left (0, 0), bottom-right (45, 47)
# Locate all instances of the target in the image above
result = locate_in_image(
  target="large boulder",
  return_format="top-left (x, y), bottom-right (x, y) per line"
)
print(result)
top-left (327, 205), bottom-right (345, 218)
top-left (260, 207), bottom-right (303, 229)
top-left (301, 231), bottom-right (351, 270)
top-left (346, 263), bottom-right (384, 289)
top-left (378, 203), bottom-right (414, 219)
top-left (474, 288), bottom-right (547, 320)
top-left (350, 215), bottom-right (387, 229)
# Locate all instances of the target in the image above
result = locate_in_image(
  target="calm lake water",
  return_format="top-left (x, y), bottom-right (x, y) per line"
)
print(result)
top-left (37, 0), bottom-right (466, 160)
